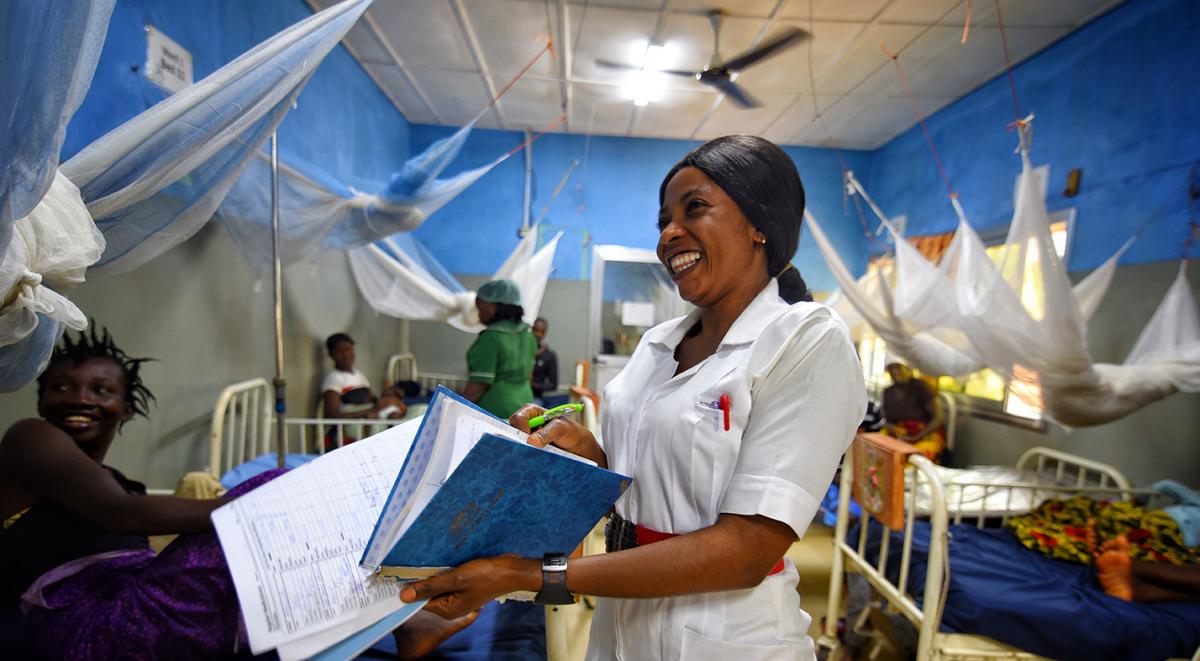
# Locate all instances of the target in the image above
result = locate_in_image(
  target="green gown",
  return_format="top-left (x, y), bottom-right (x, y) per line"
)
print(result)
top-left (467, 319), bottom-right (537, 419)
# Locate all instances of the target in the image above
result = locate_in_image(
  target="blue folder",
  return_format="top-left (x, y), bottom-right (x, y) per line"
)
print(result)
top-left (382, 431), bottom-right (629, 571)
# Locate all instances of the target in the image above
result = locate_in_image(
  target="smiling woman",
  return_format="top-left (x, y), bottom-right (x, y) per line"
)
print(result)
top-left (0, 328), bottom-right (468, 658)
top-left (400, 135), bottom-right (865, 661)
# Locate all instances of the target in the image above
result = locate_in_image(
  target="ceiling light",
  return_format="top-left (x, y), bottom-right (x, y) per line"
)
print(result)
top-left (623, 41), bottom-right (672, 107)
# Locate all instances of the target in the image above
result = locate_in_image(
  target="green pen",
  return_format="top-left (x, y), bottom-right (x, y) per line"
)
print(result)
top-left (528, 403), bottom-right (584, 430)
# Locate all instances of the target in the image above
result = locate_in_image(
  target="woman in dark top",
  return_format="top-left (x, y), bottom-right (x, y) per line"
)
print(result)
top-left (0, 328), bottom-right (473, 659)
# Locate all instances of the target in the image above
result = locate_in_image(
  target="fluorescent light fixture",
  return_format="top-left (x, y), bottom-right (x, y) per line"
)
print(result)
top-left (622, 40), bottom-right (673, 107)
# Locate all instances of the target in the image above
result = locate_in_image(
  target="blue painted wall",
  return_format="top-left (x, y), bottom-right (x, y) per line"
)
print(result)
top-left (62, 0), bottom-right (410, 189)
top-left (409, 125), bottom-right (873, 294)
top-left (866, 0), bottom-right (1200, 271)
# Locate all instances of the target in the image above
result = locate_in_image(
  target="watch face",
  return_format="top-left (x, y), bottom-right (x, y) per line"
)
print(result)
top-left (543, 554), bottom-right (568, 570)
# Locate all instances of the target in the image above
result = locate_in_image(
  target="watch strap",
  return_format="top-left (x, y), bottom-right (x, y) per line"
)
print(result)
top-left (534, 553), bottom-right (573, 605)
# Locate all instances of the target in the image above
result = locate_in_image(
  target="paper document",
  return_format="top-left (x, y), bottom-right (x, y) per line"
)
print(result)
top-left (213, 420), bottom-right (421, 655)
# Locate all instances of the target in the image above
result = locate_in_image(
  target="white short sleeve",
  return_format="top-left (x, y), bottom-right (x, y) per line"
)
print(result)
top-left (719, 306), bottom-right (866, 538)
top-left (321, 371), bottom-right (341, 394)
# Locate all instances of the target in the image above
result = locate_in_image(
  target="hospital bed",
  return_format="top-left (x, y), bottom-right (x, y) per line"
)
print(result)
top-left (209, 376), bottom-right (589, 661)
top-left (818, 437), bottom-right (1200, 660)
top-left (386, 352), bottom-right (469, 398)
top-left (207, 377), bottom-right (410, 485)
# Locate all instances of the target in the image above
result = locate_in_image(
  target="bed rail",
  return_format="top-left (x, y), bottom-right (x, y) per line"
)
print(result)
top-left (209, 378), bottom-right (275, 479)
top-left (386, 352), bottom-right (418, 384)
top-left (820, 442), bottom-right (1158, 660)
top-left (821, 444), bottom-right (949, 660)
top-left (283, 417), bottom-right (409, 454)
top-left (1015, 446), bottom-right (1131, 492)
top-left (416, 372), bottom-right (469, 395)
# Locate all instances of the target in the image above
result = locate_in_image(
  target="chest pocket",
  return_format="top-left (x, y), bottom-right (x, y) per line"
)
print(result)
top-left (677, 353), bottom-right (751, 521)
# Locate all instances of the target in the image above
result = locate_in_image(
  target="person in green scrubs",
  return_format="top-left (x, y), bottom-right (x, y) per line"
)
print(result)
top-left (462, 279), bottom-right (537, 419)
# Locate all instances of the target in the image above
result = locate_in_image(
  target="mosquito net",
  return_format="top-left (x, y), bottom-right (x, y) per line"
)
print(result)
top-left (0, 0), bottom-right (370, 390)
top-left (814, 145), bottom-right (1199, 426)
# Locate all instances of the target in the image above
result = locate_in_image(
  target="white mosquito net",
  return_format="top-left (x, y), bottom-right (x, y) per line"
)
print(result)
top-left (0, 0), bottom-right (371, 390)
top-left (349, 231), bottom-right (562, 333)
top-left (814, 140), bottom-right (1200, 427)
top-left (215, 120), bottom-right (507, 272)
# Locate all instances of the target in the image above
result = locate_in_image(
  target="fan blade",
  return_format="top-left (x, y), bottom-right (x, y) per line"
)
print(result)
top-left (707, 77), bottom-right (760, 109)
top-left (594, 58), bottom-right (640, 71)
top-left (660, 69), bottom-right (699, 78)
top-left (723, 27), bottom-right (808, 72)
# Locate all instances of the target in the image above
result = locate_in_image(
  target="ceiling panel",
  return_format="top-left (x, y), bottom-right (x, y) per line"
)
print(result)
top-left (807, 23), bottom-right (925, 97)
top-left (696, 92), bottom-right (798, 139)
top-left (363, 63), bottom-right (438, 123)
top-left (671, 0), bottom-right (779, 19)
top-left (904, 26), bottom-right (1068, 98)
top-left (497, 76), bottom-right (566, 128)
top-left (735, 20), bottom-right (864, 95)
top-left (341, 16), bottom-right (394, 65)
top-left (368, 0), bottom-right (476, 71)
top-left (570, 4), bottom-right (660, 84)
top-left (568, 81), bottom-right (637, 135)
top-left (322, 0), bottom-right (1116, 148)
top-left (408, 68), bottom-right (494, 126)
top-left (780, 0), bottom-right (890, 22)
top-left (567, 0), bottom-right (663, 9)
top-left (984, 0), bottom-right (1124, 28)
top-left (851, 25), bottom-right (964, 97)
top-left (631, 88), bottom-right (720, 139)
top-left (879, 0), bottom-right (963, 24)
top-left (461, 0), bottom-right (558, 79)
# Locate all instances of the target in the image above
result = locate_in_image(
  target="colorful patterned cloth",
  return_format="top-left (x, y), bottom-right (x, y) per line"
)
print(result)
top-left (1007, 496), bottom-right (1200, 566)
top-left (21, 469), bottom-right (284, 660)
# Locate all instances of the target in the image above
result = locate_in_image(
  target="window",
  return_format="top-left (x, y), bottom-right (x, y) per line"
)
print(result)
top-left (860, 213), bottom-right (1073, 425)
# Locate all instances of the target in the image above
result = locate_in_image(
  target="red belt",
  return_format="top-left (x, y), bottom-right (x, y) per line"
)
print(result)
top-left (634, 524), bottom-right (787, 576)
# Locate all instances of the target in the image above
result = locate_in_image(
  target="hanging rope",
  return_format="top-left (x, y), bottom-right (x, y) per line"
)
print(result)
top-left (503, 112), bottom-right (567, 158)
top-left (993, 0), bottom-right (1024, 127)
top-left (961, 0), bottom-right (973, 44)
top-left (472, 36), bottom-right (553, 124)
top-left (880, 41), bottom-right (959, 207)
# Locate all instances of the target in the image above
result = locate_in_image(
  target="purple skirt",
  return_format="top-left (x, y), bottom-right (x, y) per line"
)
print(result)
top-left (21, 469), bottom-right (285, 660)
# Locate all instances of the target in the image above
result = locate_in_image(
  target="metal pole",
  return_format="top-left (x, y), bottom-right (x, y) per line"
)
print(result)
top-left (521, 128), bottom-right (532, 236)
top-left (270, 132), bottom-right (287, 468)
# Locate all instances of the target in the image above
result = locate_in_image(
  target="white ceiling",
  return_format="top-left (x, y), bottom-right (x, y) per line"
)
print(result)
top-left (308, 0), bottom-right (1122, 150)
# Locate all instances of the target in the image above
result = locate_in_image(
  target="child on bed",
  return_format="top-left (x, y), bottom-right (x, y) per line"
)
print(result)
top-left (322, 332), bottom-right (407, 420)
top-left (0, 327), bottom-right (473, 658)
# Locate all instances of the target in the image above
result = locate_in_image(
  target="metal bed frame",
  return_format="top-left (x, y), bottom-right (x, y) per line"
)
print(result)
top-left (208, 377), bottom-right (407, 478)
top-left (817, 441), bottom-right (1170, 660)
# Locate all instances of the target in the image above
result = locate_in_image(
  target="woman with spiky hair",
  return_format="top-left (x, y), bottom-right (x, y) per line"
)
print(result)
top-left (0, 327), bottom-right (474, 659)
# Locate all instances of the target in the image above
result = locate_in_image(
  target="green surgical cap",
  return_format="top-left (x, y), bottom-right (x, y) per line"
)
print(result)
top-left (476, 279), bottom-right (523, 306)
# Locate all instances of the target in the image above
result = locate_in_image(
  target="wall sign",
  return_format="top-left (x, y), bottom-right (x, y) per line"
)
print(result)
top-left (144, 25), bottom-right (193, 93)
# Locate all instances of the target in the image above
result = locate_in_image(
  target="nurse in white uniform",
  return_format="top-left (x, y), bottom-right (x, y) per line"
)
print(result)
top-left (402, 135), bottom-right (866, 660)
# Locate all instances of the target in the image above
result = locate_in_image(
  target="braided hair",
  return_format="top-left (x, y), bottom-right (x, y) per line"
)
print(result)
top-left (36, 325), bottom-right (155, 424)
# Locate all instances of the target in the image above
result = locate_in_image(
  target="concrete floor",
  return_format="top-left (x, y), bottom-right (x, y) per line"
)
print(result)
top-left (552, 523), bottom-right (838, 660)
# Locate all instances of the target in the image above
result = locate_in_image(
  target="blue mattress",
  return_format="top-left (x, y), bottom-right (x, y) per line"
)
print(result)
top-left (219, 452), bottom-right (316, 489)
top-left (855, 520), bottom-right (1200, 661)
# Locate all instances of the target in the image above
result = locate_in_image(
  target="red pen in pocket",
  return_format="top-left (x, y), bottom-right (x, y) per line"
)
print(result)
top-left (718, 394), bottom-right (731, 431)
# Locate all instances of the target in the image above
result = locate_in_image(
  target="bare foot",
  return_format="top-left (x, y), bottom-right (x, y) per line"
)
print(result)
top-left (1095, 534), bottom-right (1134, 601)
top-left (394, 609), bottom-right (479, 660)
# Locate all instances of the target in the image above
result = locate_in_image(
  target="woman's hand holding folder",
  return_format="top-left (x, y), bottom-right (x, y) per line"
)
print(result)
top-left (509, 404), bottom-right (608, 469)
top-left (401, 555), bottom-right (541, 619)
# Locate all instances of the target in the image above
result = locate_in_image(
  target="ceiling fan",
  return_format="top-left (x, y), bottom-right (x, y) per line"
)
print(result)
top-left (595, 9), bottom-right (808, 109)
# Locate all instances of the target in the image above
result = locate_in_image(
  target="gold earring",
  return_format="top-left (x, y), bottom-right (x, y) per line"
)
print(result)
top-left (755, 237), bottom-right (767, 245)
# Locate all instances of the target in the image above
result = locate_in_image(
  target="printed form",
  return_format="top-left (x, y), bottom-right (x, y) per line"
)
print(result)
top-left (213, 419), bottom-right (422, 655)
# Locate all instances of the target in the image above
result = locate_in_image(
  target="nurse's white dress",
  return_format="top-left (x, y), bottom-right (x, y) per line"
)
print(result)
top-left (586, 279), bottom-right (866, 661)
